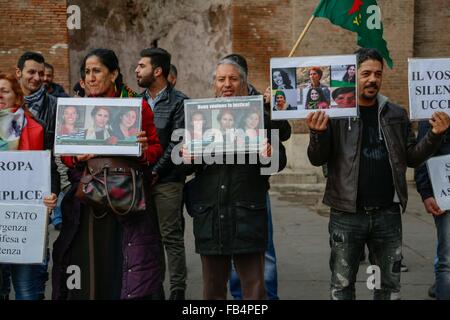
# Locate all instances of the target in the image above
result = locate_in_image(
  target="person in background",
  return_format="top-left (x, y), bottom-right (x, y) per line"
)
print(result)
top-left (168, 64), bottom-right (177, 87)
top-left (43, 63), bottom-right (69, 97)
top-left (0, 73), bottom-right (57, 300)
top-left (415, 118), bottom-right (450, 300)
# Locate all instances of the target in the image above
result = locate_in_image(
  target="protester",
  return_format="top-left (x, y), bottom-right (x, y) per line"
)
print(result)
top-left (0, 73), bottom-right (57, 300)
top-left (168, 64), bottom-right (177, 87)
top-left (135, 47), bottom-right (188, 300)
top-left (306, 48), bottom-right (450, 300)
top-left (182, 57), bottom-right (286, 300)
top-left (43, 63), bottom-right (69, 97)
top-left (51, 48), bottom-right (164, 300)
top-left (415, 119), bottom-right (450, 300)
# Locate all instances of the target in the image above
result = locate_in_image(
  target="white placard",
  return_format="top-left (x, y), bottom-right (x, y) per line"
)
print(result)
top-left (0, 203), bottom-right (48, 264)
top-left (408, 58), bottom-right (450, 120)
top-left (0, 151), bottom-right (51, 205)
top-left (270, 54), bottom-right (358, 120)
top-left (54, 97), bottom-right (142, 156)
top-left (426, 154), bottom-right (450, 211)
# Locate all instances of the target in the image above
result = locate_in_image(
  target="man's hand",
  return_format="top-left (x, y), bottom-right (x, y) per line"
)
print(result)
top-left (306, 111), bottom-right (329, 132)
top-left (76, 154), bottom-right (95, 162)
top-left (430, 112), bottom-right (450, 135)
top-left (136, 131), bottom-right (148, 155)
top-left (423, 197), bottom-right (445, 216)
top-left (263, 86), bottom-right (271, 104)
top-left (260, 138), bottom-right (272, 158)
top-left (151, 171), bottom-right (159, 187)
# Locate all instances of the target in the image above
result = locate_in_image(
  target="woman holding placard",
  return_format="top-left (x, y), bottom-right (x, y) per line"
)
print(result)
top-left (52, 49), bottom-right (163, 300)
top-left (0, 73), bottom-right (57, 300)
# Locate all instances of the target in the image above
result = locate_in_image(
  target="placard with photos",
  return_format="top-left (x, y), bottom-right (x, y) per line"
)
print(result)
top-left (270, 54), bottom-right (358, 120)
top-left (54, 97), bottom-right (142, 156)
top-left (184, 96), bottom-right (265, 155)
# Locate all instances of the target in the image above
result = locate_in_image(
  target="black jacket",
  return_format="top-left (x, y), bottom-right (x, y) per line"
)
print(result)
top-left (144, 85), bottom-right (188, 183)
top-left (415, 122), bottom-right (450, 201)
top-left (32, 93), bottom-right (60, 193)
top-left (184, 113), bottom-right (285, 255)
top-left (308, 94), bottom-right (442, 213)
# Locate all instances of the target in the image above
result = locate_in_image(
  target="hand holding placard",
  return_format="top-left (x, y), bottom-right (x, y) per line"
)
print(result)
top-left (429, 112), bottom-right (450, 135)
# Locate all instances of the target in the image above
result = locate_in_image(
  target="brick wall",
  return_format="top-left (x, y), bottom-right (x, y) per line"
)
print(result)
top-left (0, 0), bottom-right (70, 92)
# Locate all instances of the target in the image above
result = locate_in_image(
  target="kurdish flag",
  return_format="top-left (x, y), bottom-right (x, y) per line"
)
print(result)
top-left (313, 0), bottom-right (393, 68)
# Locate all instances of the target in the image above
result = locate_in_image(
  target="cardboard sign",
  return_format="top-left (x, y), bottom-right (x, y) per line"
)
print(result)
top-left (0, 151), bottom-right (51, 204)
top-left (0, 203), bottom-right (48, 264)
top-left (54, 98), bottom-right (142, 156)
top-left (184, 96), bottom-right (265, 155)
top-left (426, 154), bottom-right (450, 211)
top-left (408, 58), bottom-right (450, 120)
top-left (270, 54), bottom-right (358, 120)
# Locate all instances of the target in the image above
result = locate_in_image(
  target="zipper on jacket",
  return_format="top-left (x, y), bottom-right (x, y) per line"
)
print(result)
top-left (378, 106), bottom-right (402, 210)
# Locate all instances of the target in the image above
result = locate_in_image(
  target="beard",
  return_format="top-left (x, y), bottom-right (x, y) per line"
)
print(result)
top-left (137, 73), bottom-right (156, 88)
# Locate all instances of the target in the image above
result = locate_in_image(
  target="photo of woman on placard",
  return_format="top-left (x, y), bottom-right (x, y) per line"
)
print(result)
top-left (305, 88), bottom-right (330, 110)
top-left (216, 109), bottom-right (237, 145)
top-left (85, 106), bottom-right (113, 140)
top-left (272, 68), bottom-right (294, 90)
top-left (273, 90), bottom-right (297, 111)
top-left (342, 65), bottom-right (356, 83)
top-left (238, 107), bottom-right (262, 149)
top-left (58, 105), bottom-right (86, 139)
top-left (111, 107), bottom-right (139, 140)
top-left (188, 110), bottom-right (207, 140)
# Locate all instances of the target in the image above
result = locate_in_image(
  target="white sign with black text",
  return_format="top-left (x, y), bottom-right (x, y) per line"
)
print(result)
top-left (408, 58), bottom-right (450, 120)
top-left (426, 154), bottom-right (450, 211)
top-left (0, 151), bottom-right (51, 264)
top-left (0, 203), bottom-right (48, 264)
top-left (0, 151), bottom-right (51, 204)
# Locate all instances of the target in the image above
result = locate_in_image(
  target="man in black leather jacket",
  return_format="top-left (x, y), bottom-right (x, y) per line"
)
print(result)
top-left (307, 48), bottom-right (450, 300)
top-left (135, 47), bottom-right (188, 300)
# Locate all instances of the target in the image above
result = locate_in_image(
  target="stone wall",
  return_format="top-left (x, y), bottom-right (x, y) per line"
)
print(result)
top-left (68, 0), bottom-right (231, 98)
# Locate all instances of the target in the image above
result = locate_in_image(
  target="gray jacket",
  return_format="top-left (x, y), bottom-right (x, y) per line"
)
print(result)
top-left (308, 94), bottom-right (443, 213)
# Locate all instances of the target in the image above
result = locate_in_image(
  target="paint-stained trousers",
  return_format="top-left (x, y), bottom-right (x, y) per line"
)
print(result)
top-left (328, 205), bottom-right (402, 300)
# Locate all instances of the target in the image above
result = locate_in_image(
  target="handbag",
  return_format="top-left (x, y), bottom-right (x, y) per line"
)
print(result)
top-left (75, 157), bottom-right (147, 216)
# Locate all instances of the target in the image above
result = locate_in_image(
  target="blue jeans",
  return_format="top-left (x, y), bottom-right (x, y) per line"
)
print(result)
top-left (329, 206), bottom-right (402, 300)
top-left (0, 250), bottom-right (49, 300)
top-left (434, 211), bottom-right (450, 300)
top-left (51, 191), bottom-right (65, 226)
top-left (229, 194), bottom-right (278, 300)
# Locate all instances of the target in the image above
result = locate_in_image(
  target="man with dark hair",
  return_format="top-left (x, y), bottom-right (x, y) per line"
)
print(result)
top-left (16, 52), bottom-right (58, 153)
top-left (11, 51), bottom-right (60, 300)
top-left (168, 64), bottom-right (177, 87)
top-left (306, 47), bottom-right (450, 300)
top-left (43, 63), bottom-right (69, 97)
top-left (331, 87), bottom-right (356, 108)
top-left (135, 47), bottom-right (188, 300)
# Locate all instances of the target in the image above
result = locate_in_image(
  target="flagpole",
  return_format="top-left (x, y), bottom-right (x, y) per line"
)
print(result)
top-left (288, 15), bottom-right (316, 57)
